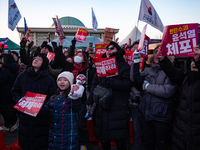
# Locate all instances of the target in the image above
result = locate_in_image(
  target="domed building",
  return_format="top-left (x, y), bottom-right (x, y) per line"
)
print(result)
top-left (17, 16), bottom-right (119, 47)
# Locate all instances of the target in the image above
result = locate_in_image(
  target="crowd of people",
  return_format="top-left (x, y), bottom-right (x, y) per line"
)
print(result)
top-left (0, 36), bottom-right (200, 150)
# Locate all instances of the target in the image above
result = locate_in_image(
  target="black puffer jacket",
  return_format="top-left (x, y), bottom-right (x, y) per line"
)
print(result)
top-left (86, 50), bottom-right (132, 142)
top-left (0, 62), bottom-right (19, 120)
top-left (11, 65), bottom-right (57, 150)
top-left (159, 56), bottom-right (200, 150)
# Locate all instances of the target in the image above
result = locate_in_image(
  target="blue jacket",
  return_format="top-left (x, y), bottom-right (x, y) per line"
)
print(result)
top-left (44, 94), bottom-right (82, 150)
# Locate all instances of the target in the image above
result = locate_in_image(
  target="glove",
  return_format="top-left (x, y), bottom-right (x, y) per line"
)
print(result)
top-left (100, 76), bottom-right (109, 87)
top-left (51, 42), bottom-right (57, 49)
top-left (71, 37), bottom-right (76, 47)
top-left (28, 41), bottom-right (34, 50)
top-left (142, 80), bottom-right (149, 90)
top-left (20, 38), bottom-right (27, 48)
top-left (133, 50), bottom-right (141, 63)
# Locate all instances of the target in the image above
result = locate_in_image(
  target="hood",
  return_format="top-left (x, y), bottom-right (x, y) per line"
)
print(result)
top-left (24, 65), bottom-right (49, 79)
top-left (4, 62), bottom-right (19, 73)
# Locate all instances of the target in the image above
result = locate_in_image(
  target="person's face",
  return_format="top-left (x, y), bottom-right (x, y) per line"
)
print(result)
top-left (76, 52), bottom-right (84, 62)
top-left (11, 53), bottom-right (18, 61)
top-left (64, 51), bottom-right (68, 57)
top-left (106, 45), bottom-right (117, 58)
top-left (57, 77), bottom-right (70, 91)
top-left (153, 48), bottom-right (159, 64)
top-left (131, 44), bottom-right (139, 51)
top-left (191, 61), bottom-right (198, 71)
top-left (32, 56), bottom-right (43, 69)
top-left (40, 47), bottom-right (49, 54)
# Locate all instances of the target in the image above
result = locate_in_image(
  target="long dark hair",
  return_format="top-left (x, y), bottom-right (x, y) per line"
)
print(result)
top-left (52, 86), bottom-right (71, 99)
top-left (2, 54), bottom-right (15, 66)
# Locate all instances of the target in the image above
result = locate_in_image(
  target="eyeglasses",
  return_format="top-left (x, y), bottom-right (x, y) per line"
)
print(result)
top-left (33, 57), bottom-right (43, 61)
top-left (106, 47), bottom-right (115, 51)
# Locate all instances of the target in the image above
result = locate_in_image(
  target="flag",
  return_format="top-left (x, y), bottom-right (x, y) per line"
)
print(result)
top-left (8, 0), bottom-right (21, 31)
top-left (24, 18), bottom-right (28, 35)
top-left (92, 8), bottom-right (98, 31)
top-left (138, 0), bottom-right (164, 32)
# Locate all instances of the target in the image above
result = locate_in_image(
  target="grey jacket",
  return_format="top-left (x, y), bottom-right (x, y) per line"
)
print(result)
top-left (131, 62), bottom-right (177, 123)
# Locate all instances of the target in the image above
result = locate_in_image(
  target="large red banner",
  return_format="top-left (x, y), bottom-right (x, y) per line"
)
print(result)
top-left (160, 23), bottom-right (199, 57)
top-left (76, 28), bottom-right (88, 43)
top-left (13, 92), bottom-right (47, 117)
top-left (95, 44), bottom-right (108, 59)
top-left (93, 56), bottom-right (119, 77)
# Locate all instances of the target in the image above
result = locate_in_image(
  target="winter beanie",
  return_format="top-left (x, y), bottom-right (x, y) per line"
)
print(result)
top-left (57, 71), bottom-right (74, 86)
top-left (36, 53), bottom-right (49, 71)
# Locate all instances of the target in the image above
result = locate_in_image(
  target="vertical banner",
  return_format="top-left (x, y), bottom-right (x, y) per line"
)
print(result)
top-left (13, 92), bottom-right (47, 117)
top-left (139, 35), bottom-right (150, 58)
top-left (95, 44), bottom-right (108, 59)
top-left (103, 27), bottom-right (115, 44)
top-left (52, 16), bottom-right (66, 40)
top-left (139, 56), bottom-right (145, 72)
top-left (93, 57), bottom-right (119, 77)
top-left (75, 28), bottom-right (88, 43)
top-left (92, 7), bottom-right (98, 31)
top-left (160, 23), bottom-right (199, 57)
top-left (138, 24), bottom-right (147, 51)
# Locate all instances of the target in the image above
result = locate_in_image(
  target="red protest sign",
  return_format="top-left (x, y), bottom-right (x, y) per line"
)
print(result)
top-left (76, 28), bottom-right (88, 43)
top-left (13, 92), bottom-right (47, 117)
top-left (124, 50), bottom-right (134, 66)
top-left (160, 23), bottom-right (199, 57)
top-left (47, 52), bottom-right (55, 63)
top-left (138, 24), bottom-right (148, 51)
top-left (52, 16), bottom-right (66, 40)
top-left (93, 56), bottom-right (119, 77)
top-left (95, 44), bottom-right (108, 59)
top-left (139, 35), bottom-right (150, 58)
top-left (139, 56), bottom-right (145, 72)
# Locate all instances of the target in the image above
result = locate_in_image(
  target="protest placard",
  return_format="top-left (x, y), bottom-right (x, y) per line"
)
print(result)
top-left (138, 24), bottom-right (148, 51)
top-left (139, 35), bottom-right (150, 58)
top-left (47, 52), bottom-right (55, 63)
top-left (160, 23), bottom-right (199, 57)
top-left (93, 56), bottom-right (119, 77)
top-left (95, 44), bottom-right (108, 59)
top-left (52, 16), bottom-right (66, 40)
top-left (13, 92), bottom-right (47, 117)
top-left (103, 28), bottom-right (115, 44)
top-left (76, 28), bottom-right (88, 43)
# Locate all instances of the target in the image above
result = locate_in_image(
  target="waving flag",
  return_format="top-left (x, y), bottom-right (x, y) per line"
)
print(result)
top-left (24, 18), bottom-right (28, 35)
top-left (92, 8), bottom-right (98, 31)
top-left (138, 0), bottom-right (164, 32)
top-left (8, 0), bottom-right (21, 31)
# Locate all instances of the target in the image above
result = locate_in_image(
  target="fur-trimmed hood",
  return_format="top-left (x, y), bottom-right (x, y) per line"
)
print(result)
top-left (146, 55), bottom-right (174, 66)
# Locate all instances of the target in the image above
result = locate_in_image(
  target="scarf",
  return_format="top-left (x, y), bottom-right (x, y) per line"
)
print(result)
top-left (72, 64), bottom-right (85, 83)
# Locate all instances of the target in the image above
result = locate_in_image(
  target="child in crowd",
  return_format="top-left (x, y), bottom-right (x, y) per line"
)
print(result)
top-left (44, 71), bottom-right (83, 150)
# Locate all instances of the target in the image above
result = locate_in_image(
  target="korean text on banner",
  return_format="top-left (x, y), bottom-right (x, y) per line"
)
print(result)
top-left (139, 56), bottom-right (145, 72)
top-left (52, 16), bottom-right (66, 40)
top-left (103, 28), bottom-right (115, 44)
top-left (125, 50), bottom-right (134, 66)
top-left (95, 44), bottom-right (108, 59)
top-left (47, 52), bottom-right (55, 63)
top-left (138, 0), bottom-right (164, 32)
top-left (76, 28), bottom-right (88, 43)
top-left (8, 0), bottom-right (22, 31)
top-left (13, 92), bottom-right (47, 117)
top-left (160, 23), bottom-right (199, 57)
top-left (139, 35), bottom-right (150, 58)
top-left (93, 57), bottom-right (119, 77)
top-left (138, 24), bottom-right (147, 51)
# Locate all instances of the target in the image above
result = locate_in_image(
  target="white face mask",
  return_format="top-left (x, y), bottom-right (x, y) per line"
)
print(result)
top-left (74, 56), bottom-right (83, 64)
